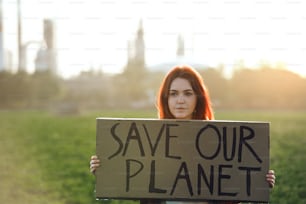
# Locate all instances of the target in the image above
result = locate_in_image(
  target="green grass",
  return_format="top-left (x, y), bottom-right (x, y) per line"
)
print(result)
top-left (215, 110), bottom-right (306, 204)
top-left (0, 110), bottom-right (305, 204)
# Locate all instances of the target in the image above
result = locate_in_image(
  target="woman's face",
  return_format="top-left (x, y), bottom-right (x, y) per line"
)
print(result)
top-left (168, 77), bottom-right (197, 119)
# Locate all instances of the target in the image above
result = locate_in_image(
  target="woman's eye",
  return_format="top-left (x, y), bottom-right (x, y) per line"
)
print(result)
top-left (185, 92), bottom-right (194, 96)
top-left (169, 92), bottom-right (177, 96)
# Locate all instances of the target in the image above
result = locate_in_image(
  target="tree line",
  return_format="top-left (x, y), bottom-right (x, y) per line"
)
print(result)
top-left (0, 71), bottom-right (60, 109)
top-left (0, 66), bottom-right (305, 111)
top-left (201, 67), bottom-right (306, 110)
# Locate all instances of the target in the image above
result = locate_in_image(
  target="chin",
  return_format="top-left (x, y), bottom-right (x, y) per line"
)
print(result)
top-left (174, 114), bottom-right (190, 120)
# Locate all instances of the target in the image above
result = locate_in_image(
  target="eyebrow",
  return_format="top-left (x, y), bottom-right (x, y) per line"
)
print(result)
top-left (169, 89), bottom-right (194, 92)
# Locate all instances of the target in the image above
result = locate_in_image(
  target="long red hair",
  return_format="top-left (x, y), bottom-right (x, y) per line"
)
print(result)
top-left (157, 65), bottom-right (214, 120)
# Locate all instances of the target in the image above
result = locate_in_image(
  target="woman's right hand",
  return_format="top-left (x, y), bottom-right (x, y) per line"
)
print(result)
top-left (90, 155), bottom-right (100, 174)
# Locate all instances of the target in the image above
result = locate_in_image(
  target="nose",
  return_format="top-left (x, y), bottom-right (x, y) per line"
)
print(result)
top-left (177, 94), bottom-right (185, 103)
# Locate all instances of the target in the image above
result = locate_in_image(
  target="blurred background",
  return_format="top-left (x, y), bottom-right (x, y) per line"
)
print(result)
top-left (0, 0), bottom-right (306, 204)
top-left (1, 0), bottom-right (306, 111)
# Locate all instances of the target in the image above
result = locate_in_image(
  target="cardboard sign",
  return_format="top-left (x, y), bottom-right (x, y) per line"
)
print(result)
top-left (96, 118), bottom-right (270, 202)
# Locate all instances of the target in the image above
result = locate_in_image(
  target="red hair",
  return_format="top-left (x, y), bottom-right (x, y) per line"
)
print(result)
top-left (157, 65), bottom-right (214, 120)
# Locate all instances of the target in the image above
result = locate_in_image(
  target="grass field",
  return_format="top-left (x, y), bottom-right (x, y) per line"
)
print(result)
top-left (0, 109), bottom-right (305, 204)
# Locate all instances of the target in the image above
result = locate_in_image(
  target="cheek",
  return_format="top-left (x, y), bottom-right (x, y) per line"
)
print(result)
top-left (190, 97), bottom-right (197, 109)
top-left (167, 98), bottom-right (174, 109)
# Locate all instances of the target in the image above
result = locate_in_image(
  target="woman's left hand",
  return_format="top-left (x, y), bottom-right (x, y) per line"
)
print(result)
top-left (266, 170), bottom-right (276, 188)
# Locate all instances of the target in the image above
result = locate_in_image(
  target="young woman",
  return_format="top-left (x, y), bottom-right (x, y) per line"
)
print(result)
top-left (90, 65), bottom-right (276, 203)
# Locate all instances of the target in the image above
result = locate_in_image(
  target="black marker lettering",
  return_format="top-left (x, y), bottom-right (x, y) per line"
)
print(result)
top-left (143, 124), bottom-right (165, 157)
top-left (165, 124), bottom-right (181, 159)
top-left (196, 124), bottom-right (221, 160)
top-left (197, 164), bottom-right (214, 195)
top-left (218, 164), bottom-right (238, 197)
top-left (123, 122), bottom-right (145, 157)
top-left (223, 127), bottom-right (237, 161)
top-left (126, 159), bottom-right (144, 192)
top-left (239, 166), bottom-right (261, 196)
top-left (171, 162), bottom-right (193, 196)
top-left (149, 160), bottom-right (167, 193)
top-left (238, 126), bottom-right (262, 163)
top-left (108, 123), bottom-right (123, 160)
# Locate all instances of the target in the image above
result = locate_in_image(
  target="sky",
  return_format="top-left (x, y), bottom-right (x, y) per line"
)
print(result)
top-left (2, 0), bottom-right (306, 78)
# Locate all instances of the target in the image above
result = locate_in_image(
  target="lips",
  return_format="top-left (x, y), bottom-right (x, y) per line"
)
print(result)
top-left (175, 107), bottom-right (186, 111)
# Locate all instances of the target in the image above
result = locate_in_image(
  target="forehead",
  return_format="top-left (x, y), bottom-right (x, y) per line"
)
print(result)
top-left (170, 78), bottom-right (192, 90)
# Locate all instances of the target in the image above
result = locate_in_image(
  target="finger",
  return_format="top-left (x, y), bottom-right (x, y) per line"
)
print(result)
top-left (90, 164), bottom-right (100, 173)
top-left (266, 178), bottom-right (275, 188)
top-left (269, 180), bottom-right (275, 188)
top-left (91, 161), bottom-right (100, 167)
top-left (266, 174), bottom-right (276, 180)
top-left (266, 178), bottom-right (274, 182)
top-left (91, 155), bottom-right (98, 160)
top-left (92, 163), bottom-right (100, 168)
top-left (90, 159), bottom-right (100, 164)
top-left (90, 164), bottom-right (100, 171)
